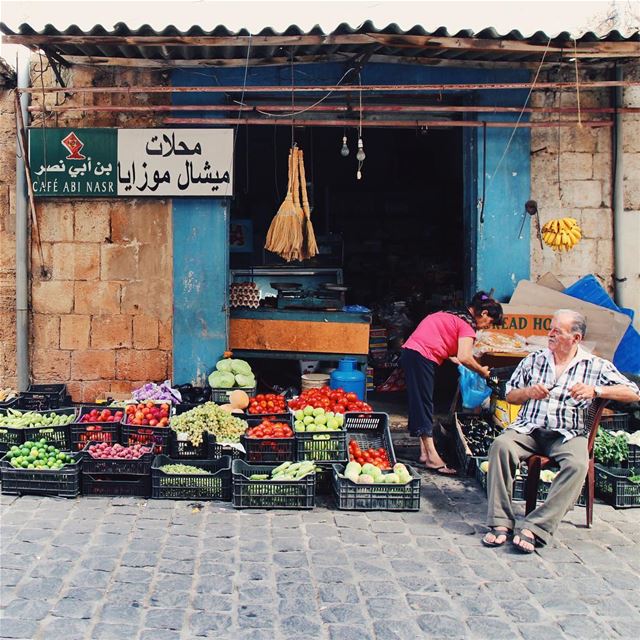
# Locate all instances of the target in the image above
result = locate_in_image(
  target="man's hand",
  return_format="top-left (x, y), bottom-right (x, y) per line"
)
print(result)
top-left (569, 383), bottom-right (596, 401)
top-left (527, 384), bottom-right (551, 400)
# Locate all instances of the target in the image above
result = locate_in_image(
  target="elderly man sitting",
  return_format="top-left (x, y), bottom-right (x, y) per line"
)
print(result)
top-left (482, 309), bottom-right (640, 553)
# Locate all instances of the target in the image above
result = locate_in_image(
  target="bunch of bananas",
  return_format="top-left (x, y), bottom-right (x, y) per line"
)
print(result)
top-left (542, 217), bottom-right (582, 251)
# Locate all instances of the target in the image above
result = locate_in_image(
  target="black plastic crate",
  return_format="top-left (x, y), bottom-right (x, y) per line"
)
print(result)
top-left (295, 430), bottom-right (347, 466)
top-left (628, 445), bottom-right (640, 469)
top-left (210, 386), bottom-right (256, 404)
top-left (207, 436), bottom-right (245, 461)
top-left (241, 416), bottom-right (295, 463)
top-left (331, 463), bottom-right (421, 511)
top-left (70, 422), bottom-right (120, 452)
top-left (241, 435), bottom-right (295, 463)
top-left (0, 451), bottom-right (81, 498)
top-left (21, 409), bottom-right (77, 449)
top-left (344, 412), bottom-right (396, 465)
top-left (0, 397), bottom-right (18, 410)
top-left (0, 421), bottom-right (25, 449)
top-left (454, 412), bottom-right (500, 476)
top-left (151, 455), bottom-right (232, 501)
top-left (168, 430), bottom-right (209, 459)
top-left (475, 457), bottom-right (489, 493)
top-left (231, 459), bottom-right (316, 509)
top-left (513, 465), bottom-right (587, 506)
top-left (120, 423), bottom-right (170, 454)
top-left (81, 473), bottom-right (151, 497)
top-left (599, 413), bottom-right (630, 433)
top-left (81, 441), bottom-right (156, 475)
top-left (595, 465), bottom-right (640, 508)
top-left (245, 412), bottom-right (291, 422)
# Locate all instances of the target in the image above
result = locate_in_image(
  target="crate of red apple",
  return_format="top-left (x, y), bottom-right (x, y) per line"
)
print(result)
top-left (70, 406), bottom-right (124, 451)
top-left (124, 401), bottom-right (171, 427)
top-left (288, 387), bottom-right (372, 414)
top-left (78, 407), bottom-right (125, 424)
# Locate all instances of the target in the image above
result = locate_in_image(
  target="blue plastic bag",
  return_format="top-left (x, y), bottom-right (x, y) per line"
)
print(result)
top-left (458, 365), bottom-right (492, 409)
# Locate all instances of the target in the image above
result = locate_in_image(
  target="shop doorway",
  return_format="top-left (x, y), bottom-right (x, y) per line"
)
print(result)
top-left (230, 124), bottom-right (464, 409)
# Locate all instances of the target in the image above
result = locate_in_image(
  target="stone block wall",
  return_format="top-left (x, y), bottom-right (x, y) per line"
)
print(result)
top-left (0, 60), bottom-right (173, 400)
top-left (530, 62), bottom-right (640, 304)
top-left (0, 78), bottom-right (16, 388)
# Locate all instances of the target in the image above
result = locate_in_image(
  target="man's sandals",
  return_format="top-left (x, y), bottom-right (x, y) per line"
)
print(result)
top-left (481, 527), bottom-right (512, 547)
top-left (512, 530), bottom-right (537, 554)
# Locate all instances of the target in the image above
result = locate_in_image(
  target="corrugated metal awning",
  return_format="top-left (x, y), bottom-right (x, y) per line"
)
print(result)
top-left (1, 21), bottom-right (638, 69)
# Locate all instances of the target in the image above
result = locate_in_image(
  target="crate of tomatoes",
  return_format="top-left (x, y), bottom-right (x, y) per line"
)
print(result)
top-left (345, 412), bottom-right (396, 467)
top-left (288, 387), bottom-right (372, 415)
top-left (120, 401), bottom-right (171, 453)
top-left (70, 406), bottom-right (123, 451)
top-left (240, 417), bottom-right (295, 463)
top-left (246, 393), bottom-right (289, 419)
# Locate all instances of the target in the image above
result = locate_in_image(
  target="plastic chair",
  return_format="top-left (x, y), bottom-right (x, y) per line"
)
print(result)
top-left (524, 398), bottom-right (608, 528)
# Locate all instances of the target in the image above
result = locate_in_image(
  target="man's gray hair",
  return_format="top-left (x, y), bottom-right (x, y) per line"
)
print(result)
top-left (554, 309), bottom-right (587, 337)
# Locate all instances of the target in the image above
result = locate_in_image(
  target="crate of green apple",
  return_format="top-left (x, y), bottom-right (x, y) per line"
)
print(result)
top-left (293, 406), bottom-right (348, 464)
top-left (288, 386), bottom-right (372, 415)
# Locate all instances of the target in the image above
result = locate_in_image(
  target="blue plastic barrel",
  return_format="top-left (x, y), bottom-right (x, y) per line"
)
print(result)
top-left (330, 357), bottom-right (366, 400)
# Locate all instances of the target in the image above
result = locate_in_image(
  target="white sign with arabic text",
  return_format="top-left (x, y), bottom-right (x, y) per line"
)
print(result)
top-left (117, 129), bottom-right (233, 196)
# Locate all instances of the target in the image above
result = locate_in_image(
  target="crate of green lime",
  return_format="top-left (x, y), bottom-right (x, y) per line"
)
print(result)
top-left (0, 439), bottom-right (81, 498)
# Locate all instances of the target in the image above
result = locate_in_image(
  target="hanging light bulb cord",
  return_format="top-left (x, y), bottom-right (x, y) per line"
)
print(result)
top-left (356, 72), bottom-right (365, 179)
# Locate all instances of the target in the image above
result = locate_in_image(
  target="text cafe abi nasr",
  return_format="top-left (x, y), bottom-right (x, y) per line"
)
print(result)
top-left (28, 128), bottom-right (233, 197)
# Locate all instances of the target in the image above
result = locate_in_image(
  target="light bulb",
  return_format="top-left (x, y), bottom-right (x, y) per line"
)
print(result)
top-left (356, 137), bottom-right (366, 162)
top-left (357, 169), bottom-right (362, 180)
top-left (340, 136), bottom-right (349, 157)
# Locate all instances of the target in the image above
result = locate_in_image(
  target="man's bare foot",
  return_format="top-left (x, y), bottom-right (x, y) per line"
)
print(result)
top-left (512, 529), bottom-right (536, 553)
top-left (482, 526), bottom-right (511, 547)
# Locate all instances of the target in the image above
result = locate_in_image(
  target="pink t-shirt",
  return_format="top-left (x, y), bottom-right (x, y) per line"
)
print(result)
top-left (403, 311), bottom-right (476, 365)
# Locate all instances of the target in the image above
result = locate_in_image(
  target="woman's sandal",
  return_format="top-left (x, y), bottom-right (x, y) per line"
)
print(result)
top-left (512, 530), bottom-right (537, 554)
top-left (481, 527), bottom-right (512, 547)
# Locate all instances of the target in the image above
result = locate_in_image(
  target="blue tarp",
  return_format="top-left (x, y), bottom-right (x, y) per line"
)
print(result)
top-left (563, 275), bottom-right (640, 375)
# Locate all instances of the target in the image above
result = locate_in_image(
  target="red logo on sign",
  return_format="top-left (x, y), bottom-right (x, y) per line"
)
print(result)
top-left (61, 131), bottom-right (86, 160)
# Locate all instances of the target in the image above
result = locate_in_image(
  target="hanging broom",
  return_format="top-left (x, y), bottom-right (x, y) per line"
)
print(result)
top-left (264, 147), bottom-right (303, 262)
top-left (297, 148), bottom-right (318, 259)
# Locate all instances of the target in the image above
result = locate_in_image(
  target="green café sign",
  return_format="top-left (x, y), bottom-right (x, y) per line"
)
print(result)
top-left (28, 128), bottom-right (233, 197)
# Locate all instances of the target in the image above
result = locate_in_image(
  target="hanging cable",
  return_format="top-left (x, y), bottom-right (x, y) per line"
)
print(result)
top-left (356, 72), bottom-right (366, 180)
top-left (573, 38), bottom-right (582, 128)
top-left (484, 37), bottom-right (553, 203)
top-left (232, 67), bottom-right (353, 118)
top-left (479, 122), bottom-right (487, 224)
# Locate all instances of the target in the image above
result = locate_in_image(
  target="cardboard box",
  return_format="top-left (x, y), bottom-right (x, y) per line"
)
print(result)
top-left (492, 397), bottom-right (522, 429)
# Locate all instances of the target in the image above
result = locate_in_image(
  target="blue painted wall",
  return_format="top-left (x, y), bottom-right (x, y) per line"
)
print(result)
top-left (172, 198), bottom-right (229, 385)
top-left (171, 62), bottom-right (532, 377)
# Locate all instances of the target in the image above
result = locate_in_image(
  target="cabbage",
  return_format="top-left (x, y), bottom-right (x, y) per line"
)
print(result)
top-left (234, 373), bottom-right (256, 388)
top-left (230, 359), bottom-right (252, 375)
top-left (216, 359), bottom-right (234, 373)
top-left (208, 370), bottom-right (235, 388)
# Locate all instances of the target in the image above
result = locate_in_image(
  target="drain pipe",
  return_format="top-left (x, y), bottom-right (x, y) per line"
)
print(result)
top-left (612, 64), bottom-right (638, 328)
top-left (15, 49), bottom-right (30, 391)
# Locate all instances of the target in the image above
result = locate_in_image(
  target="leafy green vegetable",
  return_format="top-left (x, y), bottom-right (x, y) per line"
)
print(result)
top-left (594, 427), bottom-right (629, 466)
top-left (230, 359), bottom-right (252, 375)
top-left (215, 359), bottom-right (234, 373)
top-left (234, 373), bottom-right (256, 388)
top-left (208, 370), bottom-right (235, 388)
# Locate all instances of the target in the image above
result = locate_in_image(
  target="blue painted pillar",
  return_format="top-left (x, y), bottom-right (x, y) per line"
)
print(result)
top-left (474, 116), bottom-right (531, 301)
top-left (172, 198), bottom-right (229, 385)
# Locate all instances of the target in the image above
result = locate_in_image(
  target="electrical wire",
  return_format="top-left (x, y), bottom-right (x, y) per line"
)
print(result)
top-left (484, 37), bottom-right (553, 201)
top-left (231, 67), bottom-right (353, 118)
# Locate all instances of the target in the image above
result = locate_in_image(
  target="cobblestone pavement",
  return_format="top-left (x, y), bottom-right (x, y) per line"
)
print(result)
top-left (1, 472), bottom-right (639, 640)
